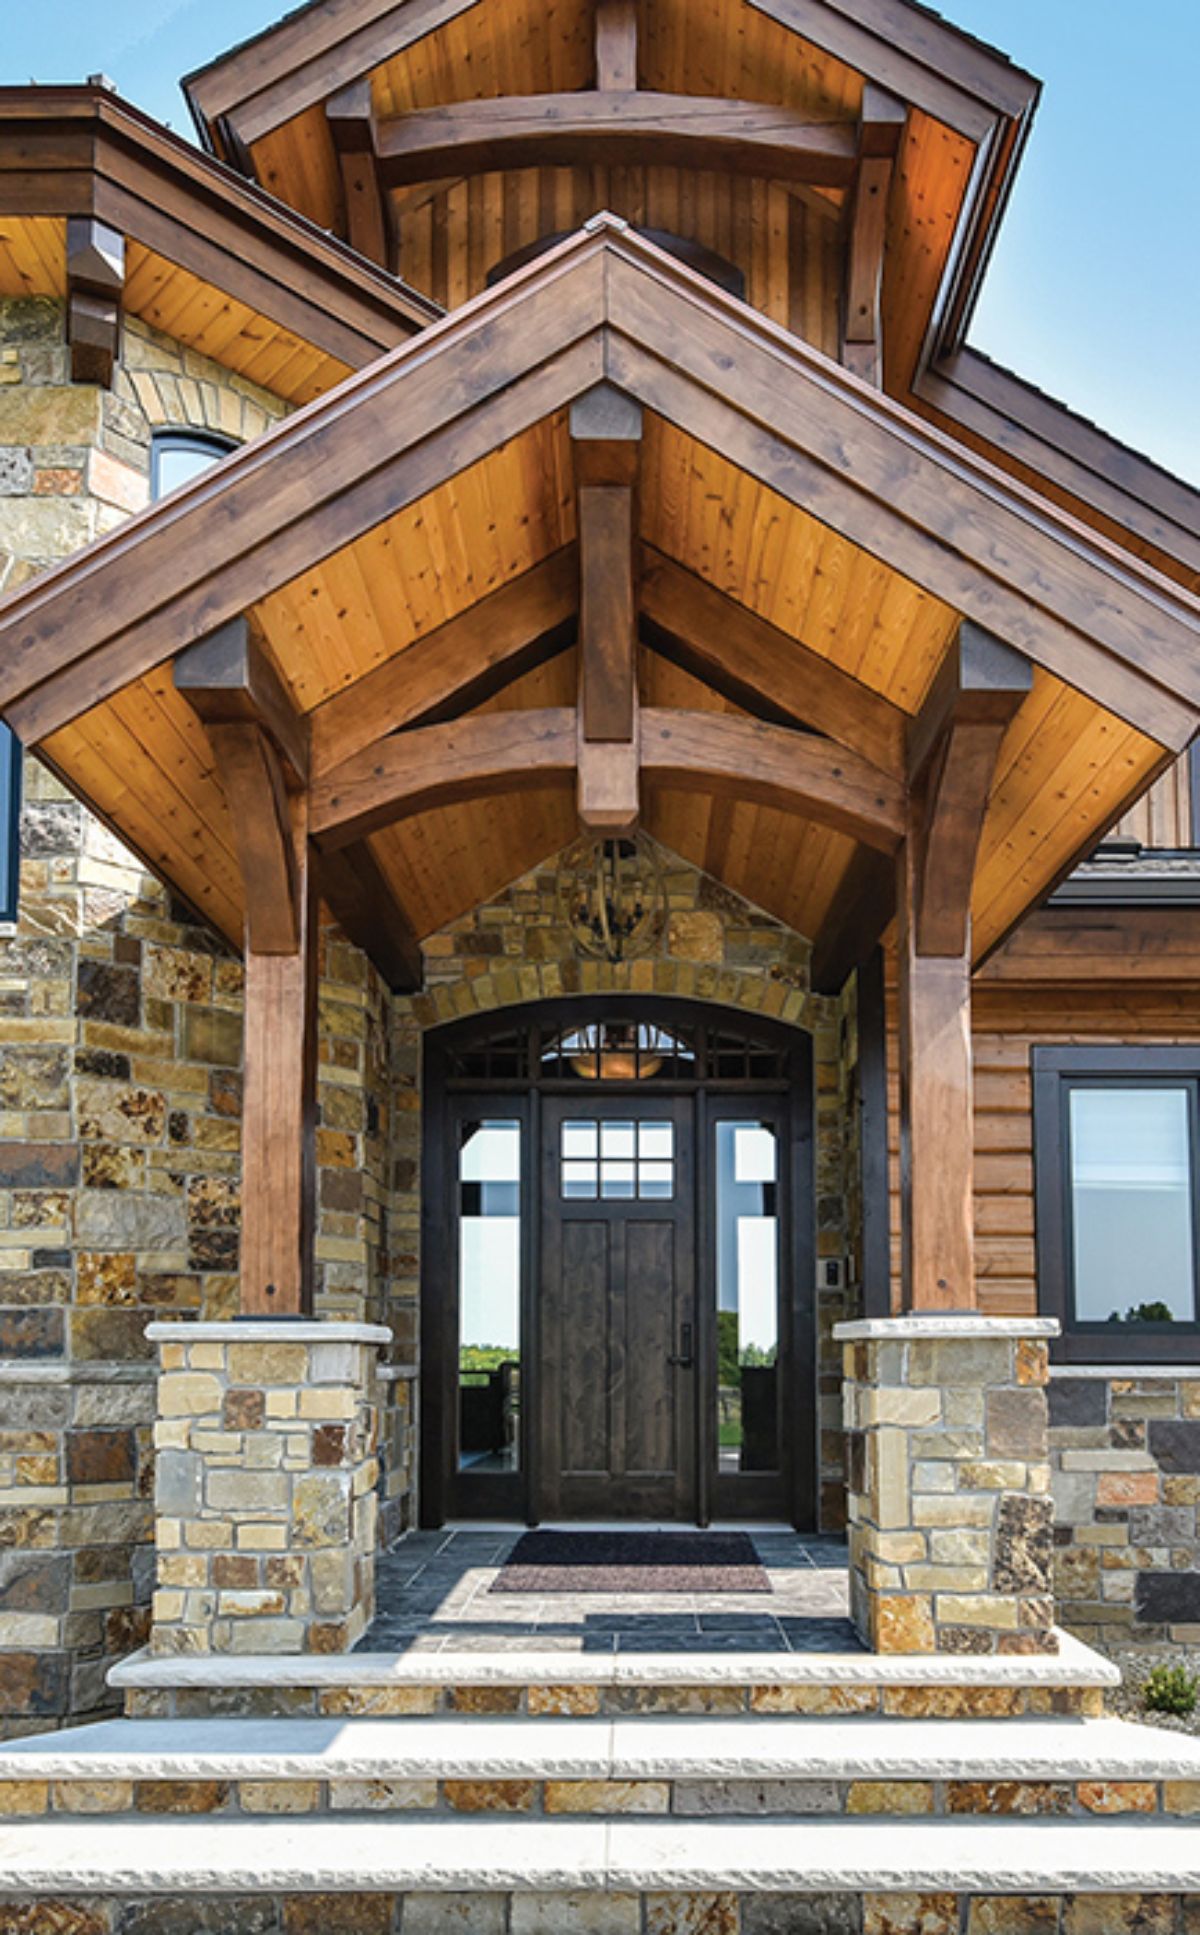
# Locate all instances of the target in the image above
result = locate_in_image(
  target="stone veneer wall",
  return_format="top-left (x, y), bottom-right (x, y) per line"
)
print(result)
top-left (1050, 1370), bottom-right (1200, 1646)
top-left (0, 298), bottom-right (412, 1733)
top-left (381, 844), bottom-right (860, 1538)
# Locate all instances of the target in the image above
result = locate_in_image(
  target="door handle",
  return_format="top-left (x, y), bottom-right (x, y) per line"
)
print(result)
top-left (668, 1323), bottom-right (694, 1370)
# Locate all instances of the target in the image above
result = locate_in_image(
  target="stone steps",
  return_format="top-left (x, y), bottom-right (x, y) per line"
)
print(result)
top-left (110, 1628), bottom-right (1117, 1721)
top-left (1, 1813), bottom-right (1199, 1904)
top-left (4, 1713), bottom-right (1198, 1821)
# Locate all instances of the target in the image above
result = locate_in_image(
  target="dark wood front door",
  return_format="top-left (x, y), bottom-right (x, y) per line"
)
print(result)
top-left (538, 1095), bottom-right (696, 1519)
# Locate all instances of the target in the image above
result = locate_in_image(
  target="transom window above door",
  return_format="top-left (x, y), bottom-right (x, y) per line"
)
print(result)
top-left (560, 1119), bottom-right (676, 1200)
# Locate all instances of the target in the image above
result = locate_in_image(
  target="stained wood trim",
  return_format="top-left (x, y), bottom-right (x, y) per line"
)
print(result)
top-left (372, 94), bottom-right (860, 188)
top-left (0, 90), bottom-right (438, 353)
top-left (908, 621), bottom-right (1032, 958)
top-left (316, 836), bottom-right (423, 990)
top-left (313, 707), bottom-right (578, 847)
top-left (809, 845), bottom-right (894, 996)
top-left (310, 546), bottom-right (580, 775)
top-left (188, 0), bottom-right (487, 152)
top-left (175, 617), bottom-right (310, 787)
top-left (3, 227), bottom-right (1198, 767)
top-left (595, 0), bottom-right (638, 92)
top-left (638, 545), bottom-right (906, 777)
top-left (842, 86), bottom-right (904, 388)
top-left (328, 79), bottom-right (390, 269)
top-left (66, 215), bottom-right (124, 388)
top-left (311, 704), bottom-right (904, 851)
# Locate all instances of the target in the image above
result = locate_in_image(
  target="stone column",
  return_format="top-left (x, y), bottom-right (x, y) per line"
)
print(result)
top-left (146, 1320), bottom-right (390, 1657)
top-left (835, 1316), bottom-right (1059, 1656)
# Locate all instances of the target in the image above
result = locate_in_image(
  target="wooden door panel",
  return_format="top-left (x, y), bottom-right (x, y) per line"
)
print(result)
top-left (624, 1219), bottom-right (676, 1478)
top-left (561, 1218), bottom-right (610, 1478)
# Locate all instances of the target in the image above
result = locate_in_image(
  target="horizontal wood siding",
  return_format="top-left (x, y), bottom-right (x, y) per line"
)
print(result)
top-left (886, 986), bottom-right (1200, 1317)
top-left (1113, 750), bottom-right (1194, 849)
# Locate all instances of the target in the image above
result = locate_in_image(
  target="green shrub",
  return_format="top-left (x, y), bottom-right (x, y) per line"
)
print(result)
top-left (1144, 1663), bottom-right (1199, 1717)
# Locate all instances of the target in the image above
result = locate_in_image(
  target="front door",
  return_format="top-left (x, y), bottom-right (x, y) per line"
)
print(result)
top-left (538, 1095), bottom-right (696, 1519)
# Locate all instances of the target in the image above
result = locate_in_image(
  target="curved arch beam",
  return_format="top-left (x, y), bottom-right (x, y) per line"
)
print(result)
top-left (311, 706), bottom-right (904, 854)
top-left (375, 95), bottom-right (859, 190)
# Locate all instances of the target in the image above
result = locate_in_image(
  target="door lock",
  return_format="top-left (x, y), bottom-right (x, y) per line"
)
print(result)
top-left (668, 1323), bottom-right (694, 1370)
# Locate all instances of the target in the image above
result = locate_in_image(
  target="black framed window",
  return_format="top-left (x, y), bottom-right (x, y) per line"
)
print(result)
top-left (0, 722), bottom-right (21, 923)
top-left (1033, 1046), bottom-right (1200, 1362)
top-left (151, 430), bottom-right (236, 501)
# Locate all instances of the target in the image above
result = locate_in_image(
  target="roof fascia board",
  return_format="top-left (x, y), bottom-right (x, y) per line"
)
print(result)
top-left (0, 88), bottom-right (439, 349)
top-left (186, 0), bottom-right (485, 156)
top-left (0, 225), bottom-right (1196, 751)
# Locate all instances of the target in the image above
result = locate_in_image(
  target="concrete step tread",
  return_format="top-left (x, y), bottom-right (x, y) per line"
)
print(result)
top-left (1, 1814), bottom-right (1198, 1896)
top-left (108, 1629), bottom-right (1117, 1690)
top-left (5, 1715), bottom-right (1199, 1784)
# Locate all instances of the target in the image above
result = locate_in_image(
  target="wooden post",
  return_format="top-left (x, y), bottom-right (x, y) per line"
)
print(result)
top-left (176, 619), bottom-right (318, 1315)
top-left (570, 382), bottom-right (643, 832)
top-left (842, 86), bottom-right (905, 387)
top-left (328, 78), bottom-right (390, 269)
top-left (66, 217), bottom-right (124, 388)
top-left (595, 0), bottom-right (637, 91)
top-left (899, 622), bottom-right (1031, 1311)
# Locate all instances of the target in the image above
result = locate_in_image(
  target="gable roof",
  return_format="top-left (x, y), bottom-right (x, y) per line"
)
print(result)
top-left (0, 219), bottom-right (1195, 966)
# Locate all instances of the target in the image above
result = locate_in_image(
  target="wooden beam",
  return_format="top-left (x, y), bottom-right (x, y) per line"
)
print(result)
top-left (313, 709), bottom-right (578, 848)
top-left (843, 85), bottom-right (905, 387)
top-left (175, 617), bottom-right (309, 788)
top-left (328, 79), bottom-right (390, 269)
top-left (202, 721), bottom-right (301, 955)
top-left (641, 710), bottom-right (904, 849)
top-left (897, 620), bottom-right (1031, 1314)
top-left (572, 383), bottom-right (642, 831)
top-left (638, 546), bottom-right (906, 777)
top-left (316, 837), bottom-right (424, 992)
top-left (809, 845), bottom-right (895, 995)
top-left (309, 547), bottom-right (579, 776)
top-left (373, 94), bottom-right (860, 188)
top-left (240, 806), bottom-right (318, 1317)
top-left (596, 0), bottom-right (638, 91)
top-left (194, 0), bottom-right (489, 152)
top-left (312, 706), bottom-right (905, 851)
top-left (66, 216), bottom-right (123, 389)
top-left (907, 620), bottom-right (1032, 958)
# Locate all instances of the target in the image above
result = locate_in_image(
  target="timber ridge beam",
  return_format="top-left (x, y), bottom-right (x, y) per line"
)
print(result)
top-left (571, 382), bottom-right (642, 833)
top-left (66, 216), bottom-right (124, 389)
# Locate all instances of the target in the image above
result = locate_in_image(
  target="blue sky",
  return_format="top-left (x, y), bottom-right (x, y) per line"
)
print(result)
top-left (6, 0), bottom-right (1198, 485)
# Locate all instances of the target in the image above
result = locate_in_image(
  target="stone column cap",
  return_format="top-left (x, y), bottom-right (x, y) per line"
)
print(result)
top-left (834, 1316), bottom-right (1060, 1342)
top-left (145, 1320), bottom-right (393, 1346)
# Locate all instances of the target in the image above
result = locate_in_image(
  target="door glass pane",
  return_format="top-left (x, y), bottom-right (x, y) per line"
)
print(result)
top-left (1069, 1087), bottom-right (1196, 1325)
top-left (715, 1121), bottom-right (780, 1474)
top-left (562, 1118), bottom-right (675, 1200)
top-left (458, 1120), bottom-right (521, 1472)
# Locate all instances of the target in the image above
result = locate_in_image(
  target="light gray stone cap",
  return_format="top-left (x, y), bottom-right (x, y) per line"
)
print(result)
top-left (834, 1316), bottom-right (1060, 1342)
top-left (145, 1321), bottom-right (393, 1346)
top-left (109, 1627), bottom-right (1118, 1690)
top-left (1, 1816), bottom-right (1198, 1896)
top-left (1049, 1363), bottom-right (1191, 1379)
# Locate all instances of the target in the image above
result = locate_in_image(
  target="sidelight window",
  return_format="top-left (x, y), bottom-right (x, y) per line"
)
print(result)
top-left (457, 1119), bottom-right (522, 1471)
top-left (715, 1120), bottom-right (781, 1473)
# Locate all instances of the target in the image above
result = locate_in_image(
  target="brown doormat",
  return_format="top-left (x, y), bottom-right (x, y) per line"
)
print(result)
top-left (490, 1530), bottom-right (770, 1594)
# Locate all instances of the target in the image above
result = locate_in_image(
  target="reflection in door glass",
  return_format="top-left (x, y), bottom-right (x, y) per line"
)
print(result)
top-left (715, 1121), bottom-right (780, 1474)
top-left (458, 1121), bottom-right (521, 1472)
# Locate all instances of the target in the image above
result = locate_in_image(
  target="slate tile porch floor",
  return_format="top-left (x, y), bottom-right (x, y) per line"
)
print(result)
top-left (358, 1528), bottom-right (859, 1655)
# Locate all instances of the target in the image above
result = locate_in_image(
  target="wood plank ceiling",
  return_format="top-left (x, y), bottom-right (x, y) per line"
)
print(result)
top-left (0, 218), bottom-right (354, 407)
top-left (40, 407), bottom-right (1164, 961)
